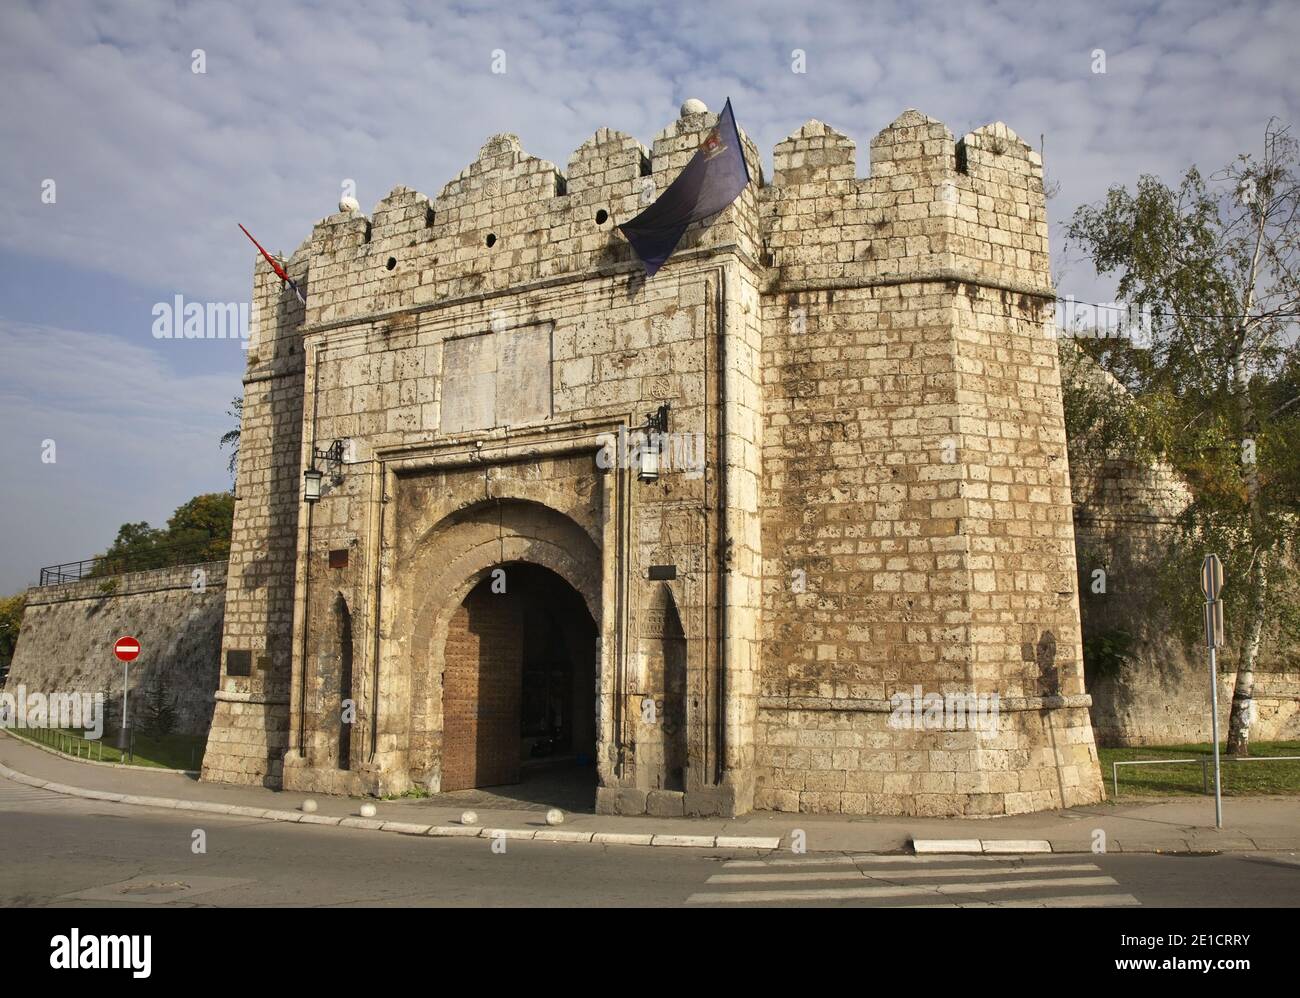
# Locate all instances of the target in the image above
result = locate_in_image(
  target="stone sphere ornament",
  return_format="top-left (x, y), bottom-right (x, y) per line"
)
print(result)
top-left (680, 98), bottom-right (708, 117)
top-left (301, 799), bottom-right (318, 814)
top-left (546, 808), bottom-right (565, 826)
top-left (359, 802), bottom-right (377, 818)
top-left (461, 810), bottom-right (478, 825)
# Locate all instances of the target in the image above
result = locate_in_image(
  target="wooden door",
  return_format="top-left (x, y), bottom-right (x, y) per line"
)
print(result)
top-left (442, 585), bottom-right (523, 791)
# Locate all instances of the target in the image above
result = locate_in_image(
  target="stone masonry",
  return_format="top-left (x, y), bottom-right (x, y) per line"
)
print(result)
top-left (7, 562), bottom-right (225, 737)
top-left (1069, 359), bottom-right (1300, 746)
top-left (200, 101), bottom-right (1107, 817)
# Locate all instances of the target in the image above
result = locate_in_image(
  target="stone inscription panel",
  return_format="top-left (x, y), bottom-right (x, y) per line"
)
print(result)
top-left (440, 323), bottom-right (552, 434)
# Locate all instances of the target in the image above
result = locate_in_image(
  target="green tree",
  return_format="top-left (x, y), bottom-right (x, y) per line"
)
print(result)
top-left (1067, 120), bottom-right (1300, 755)
top-left (139, 674), bottom-right (178, 738)
top-left (92, 493), bottom-right (235, 576)
top-left (1058, 339), bottom-right (1163, 476)
top-left (165, 492), bottom-right (235, 563)
top-left (0, 593), bottom-right (26, 683)
top-left (220, 395), bottom-right (243, 478)
top-left (96, 521), bottom-right (165, 574)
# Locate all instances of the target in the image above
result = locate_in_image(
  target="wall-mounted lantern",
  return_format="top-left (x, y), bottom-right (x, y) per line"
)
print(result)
top-left (304, 439), bottom-right (347, 504)
top-left (638, 403), bottom-right (671, 483)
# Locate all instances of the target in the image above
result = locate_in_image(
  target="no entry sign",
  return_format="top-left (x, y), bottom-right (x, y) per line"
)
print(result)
top-left (113, 636), bottom-right (141, 662)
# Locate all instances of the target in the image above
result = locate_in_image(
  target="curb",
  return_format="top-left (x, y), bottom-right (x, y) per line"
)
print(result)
top-left (6, 752), bottom-right (1294, 856)
top-left (913, 838), bottom-right (1053, 855)
top-left (0, 759), bottom-right (782, 851)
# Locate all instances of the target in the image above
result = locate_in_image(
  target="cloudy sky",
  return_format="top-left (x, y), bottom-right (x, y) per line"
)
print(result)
top-left (1, 0), bottom-right (1297, 593)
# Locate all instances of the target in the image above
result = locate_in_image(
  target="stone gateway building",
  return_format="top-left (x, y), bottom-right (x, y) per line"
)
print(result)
top-left (199, 101), bottom-right (1107, 818)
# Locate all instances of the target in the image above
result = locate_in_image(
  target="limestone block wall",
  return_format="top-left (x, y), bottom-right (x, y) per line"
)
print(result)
top-left (202, 101), bottom-right (1108, 817)
top-left (199, 251), bottom-right (305, 787)
top-left (760, 282), bottom-right (970, 700)
top-left (280, 253), bottom-right (759, 813)
top-left (1072, 448), bottom-right (1300, 745)
top-left (1090, 656), bottom-right (1300, 746)
top-left (7, 562), bottom-right (225, 736)
top-left (1074, 450), bottom-right (1190, 745)
top-left (300, 111), bottom-right (763, 332)
top-left (755, 110), bottom-right (1103, 816)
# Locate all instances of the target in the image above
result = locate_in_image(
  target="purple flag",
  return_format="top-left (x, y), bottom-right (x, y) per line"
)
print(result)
top-left (618, 99), bottom-right (751, 277)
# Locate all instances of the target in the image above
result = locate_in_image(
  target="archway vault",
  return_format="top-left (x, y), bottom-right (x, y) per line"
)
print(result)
top-left (380, 494), bottom-right (609, 796)
top-left (441, 563), bottom-right (597, 792)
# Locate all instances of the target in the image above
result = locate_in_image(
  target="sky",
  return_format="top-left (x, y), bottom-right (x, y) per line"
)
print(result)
top-left (1, 0), bottom-right (1298, 593)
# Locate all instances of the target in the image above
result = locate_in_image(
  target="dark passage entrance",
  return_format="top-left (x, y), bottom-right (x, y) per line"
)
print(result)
top-left (336, 596), bottom-right (353, 770)
top-left (441, 563), bottom-right (596, 793)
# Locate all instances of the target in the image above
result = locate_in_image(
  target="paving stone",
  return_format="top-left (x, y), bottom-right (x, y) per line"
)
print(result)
top-left (592, 832), bottom-right (656, 847)
top-left (338, 817), bottom-right (386, 830)
top-left (913, 838), bottom-right (984, 854)
top-left (981, 839), bottom-right (1052, 854)
top-left (650, 834), bottom-right (717, 848)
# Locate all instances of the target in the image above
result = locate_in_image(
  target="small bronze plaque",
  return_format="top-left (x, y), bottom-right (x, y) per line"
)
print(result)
top-left (648, 564), bottom-right (677, 580)
top-left (226, 650), bottom-right (252, 677)
top-left (329, 549), bottom-right (349, 568)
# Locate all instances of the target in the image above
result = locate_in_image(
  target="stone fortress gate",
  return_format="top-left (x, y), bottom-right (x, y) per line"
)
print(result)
top-left (200, 100), bottom-right (1106, 817)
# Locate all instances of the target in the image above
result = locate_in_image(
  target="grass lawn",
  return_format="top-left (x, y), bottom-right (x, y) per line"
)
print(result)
top-left (1100, 740), bottom-right (1300, 797)
top-left (7, 725), bottom-right (206, 772)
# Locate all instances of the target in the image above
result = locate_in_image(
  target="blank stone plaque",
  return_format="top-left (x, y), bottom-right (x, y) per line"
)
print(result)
top-left (440, 323), bottom-right (552, 433)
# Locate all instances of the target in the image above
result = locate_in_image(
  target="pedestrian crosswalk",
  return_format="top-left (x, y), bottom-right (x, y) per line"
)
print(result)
top-left (687, 852), bottom-right (1141, 907)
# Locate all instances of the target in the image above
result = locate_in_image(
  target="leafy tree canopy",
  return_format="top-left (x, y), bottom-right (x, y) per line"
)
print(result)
top-left (0, 593), bottom-right (25, 678)
top-left (93, 493), bottom-right (235, 576)
top-left (1065, 120), bottom-right (1300, 754)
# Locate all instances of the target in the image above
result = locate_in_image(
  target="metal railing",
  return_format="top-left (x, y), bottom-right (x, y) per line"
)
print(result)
top-left (1112, 755), bottom-right (1300, 797)
top-left (38, 534), bottom-right (222, 586)
top-left (24, 724), bottom-right (110, 762)
top-left (19, 725), bottom-right (203, 770)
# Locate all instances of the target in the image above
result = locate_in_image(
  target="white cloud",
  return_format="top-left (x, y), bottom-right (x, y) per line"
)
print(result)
top-left (0, 0), bottom-right (1293, 306)
top-left (0, 320), bottom-right (237, 592)
top-left (0, 0), bottom-right (1297, 588)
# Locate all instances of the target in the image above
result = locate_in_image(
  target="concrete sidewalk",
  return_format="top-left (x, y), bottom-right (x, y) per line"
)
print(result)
top-left (2, 730), bottom-right (1297, 854)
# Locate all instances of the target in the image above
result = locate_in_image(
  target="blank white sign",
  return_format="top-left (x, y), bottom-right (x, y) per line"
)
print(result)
top-left (440, 323), bottom-right (552, 434)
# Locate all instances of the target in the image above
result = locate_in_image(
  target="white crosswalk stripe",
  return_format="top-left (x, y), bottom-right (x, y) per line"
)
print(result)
top-left (688, 854), bottom-right (1141, 907)
top-left (709, 862), bottom-right (1099, 884)
top-left (724, 853), bottom-right (1007, 867)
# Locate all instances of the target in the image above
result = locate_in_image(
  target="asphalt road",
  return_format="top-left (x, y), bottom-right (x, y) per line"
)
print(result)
top-left (2, 777), bottom-right (1298, 907)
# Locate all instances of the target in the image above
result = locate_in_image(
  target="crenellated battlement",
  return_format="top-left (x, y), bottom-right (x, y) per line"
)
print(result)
top-left (212, 98), bottom-right (1103, 817)
top-left (762, 109), bottom-right (1049, 293)
top-left (243, 103), bottom-right (1051, 337)
top-left (772, 119), bottom-right (857, 186)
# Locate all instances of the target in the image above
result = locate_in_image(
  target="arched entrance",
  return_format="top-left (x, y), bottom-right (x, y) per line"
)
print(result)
top-left (440, 562), bottom-right (597, 794)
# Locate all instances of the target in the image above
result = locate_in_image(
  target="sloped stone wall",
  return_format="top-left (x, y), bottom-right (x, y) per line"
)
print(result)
top-left (1068, 371), bottom-right (1300, 746)
top-left (6, 562), bottom-right (225, 737)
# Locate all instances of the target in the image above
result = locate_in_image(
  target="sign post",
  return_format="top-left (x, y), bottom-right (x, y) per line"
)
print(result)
top-left (1199, 555), bottom-right (1224, 829)
top-left (113, 636), bottom-right (140, 751)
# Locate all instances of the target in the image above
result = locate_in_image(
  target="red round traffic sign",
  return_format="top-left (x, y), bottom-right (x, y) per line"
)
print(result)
top-left (113, 636), bottom-right (141, 662)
